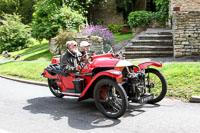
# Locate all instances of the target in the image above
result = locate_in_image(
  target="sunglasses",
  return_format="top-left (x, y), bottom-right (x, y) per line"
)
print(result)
top-left (70, 44), bottom-right (77, 47)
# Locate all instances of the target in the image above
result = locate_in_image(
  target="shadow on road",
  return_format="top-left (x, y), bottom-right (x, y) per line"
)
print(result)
top-left (23, 96), bottom-right (160, 130)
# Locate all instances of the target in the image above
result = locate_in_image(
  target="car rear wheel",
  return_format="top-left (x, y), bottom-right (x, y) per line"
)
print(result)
top-left (93, 78), bottom-right (128, 119)
top-left (48, 78), bottom-right (64, 98)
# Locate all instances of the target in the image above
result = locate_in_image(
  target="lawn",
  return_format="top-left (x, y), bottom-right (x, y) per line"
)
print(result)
top-left (1, 39), bottom-right (56, 61)
top-left (1, 33), bottom-right (132, 61)
top-left (0, 61), bottom-right (50, 82)
top-left (0, 61), bottom-right (199, 100)
top-left (114, 32), bottom-right (133, 43)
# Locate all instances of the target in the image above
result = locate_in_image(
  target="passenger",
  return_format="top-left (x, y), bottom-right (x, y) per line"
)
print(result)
top-left (60, 40), bottom-right (81, 73)
top-left (80, 41), bottom-right (95, 57)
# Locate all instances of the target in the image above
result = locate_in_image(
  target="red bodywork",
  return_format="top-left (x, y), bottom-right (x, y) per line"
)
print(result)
top-left (43, 54), bottom-right (162, 100)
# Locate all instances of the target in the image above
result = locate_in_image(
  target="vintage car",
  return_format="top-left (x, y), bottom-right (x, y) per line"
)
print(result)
top-left (42, 53), bottom-right (167, 119)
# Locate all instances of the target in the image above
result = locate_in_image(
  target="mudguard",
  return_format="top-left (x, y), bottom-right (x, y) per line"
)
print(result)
top-left (43, 69), bottom-right (58, 79)
top-left (134, 61), bottom-right (162, 72)
top-left (78, 70), bottom-right (122, 100)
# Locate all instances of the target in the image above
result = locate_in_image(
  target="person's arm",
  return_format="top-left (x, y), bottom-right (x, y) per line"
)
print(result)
top-left (60, 55), bottom-right (77, 73)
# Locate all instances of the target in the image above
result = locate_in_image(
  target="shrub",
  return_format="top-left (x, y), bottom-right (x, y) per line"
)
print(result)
top-left (128, 11), bottom-right (168, 28)
top-left (0, 13), bottom-right (32, 53)
top-left (108, 24), bottom-right (125, 33)
top-left (31, 5), bottom-right (86, 42)
top-left (128, 11), bottom-right (152, 28)
top-left (128, 0), bottom-right (169, 28)
top-left (79, 24), bottom-right (115, 53)
top-left (54, 30), bottom-right (77, 54)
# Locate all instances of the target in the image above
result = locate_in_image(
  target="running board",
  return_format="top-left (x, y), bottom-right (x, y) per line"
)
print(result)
top-left (61, 91), bottom-right (81, 97)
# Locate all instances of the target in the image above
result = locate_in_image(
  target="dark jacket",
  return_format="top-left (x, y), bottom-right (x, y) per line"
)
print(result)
top-left (60, 49), bottom-right (81, 73)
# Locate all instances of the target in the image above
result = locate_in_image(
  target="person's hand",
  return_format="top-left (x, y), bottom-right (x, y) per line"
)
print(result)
top-left (76, 65), bottom-right (81, 71)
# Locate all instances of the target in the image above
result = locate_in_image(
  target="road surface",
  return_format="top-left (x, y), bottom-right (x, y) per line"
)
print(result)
top-left (0, 77), bottom-right (200, 133)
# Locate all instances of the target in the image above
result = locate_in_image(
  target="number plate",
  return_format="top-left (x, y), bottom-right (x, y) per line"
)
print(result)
top-left (139, 94), bottom-right (154, 104)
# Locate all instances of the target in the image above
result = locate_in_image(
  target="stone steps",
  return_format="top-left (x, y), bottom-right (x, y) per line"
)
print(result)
top-left (138, 35), bottom-right (172, 40)
top-left (124, 51), bottom-right (174, 58)
top-left (124, 28), bottom-right (173, 58)
top-left (125, 46), bottom-right (173, 51)
top-left (131, 40), bottom-right (173, 46)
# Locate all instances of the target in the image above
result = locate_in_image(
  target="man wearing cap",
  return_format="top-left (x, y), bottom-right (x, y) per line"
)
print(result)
top-left (80, 41), bottom-right (95, 57)
top-left (60, 40), bottom-right (81, 73)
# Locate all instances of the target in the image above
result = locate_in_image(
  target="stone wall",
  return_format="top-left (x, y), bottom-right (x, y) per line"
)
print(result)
top-left (171, 0), bottom-right (200, 57)
top-left (170, 0), bottom-right (200, 14)
top-left (50, 36), bottom-right (104, 55)
top-left (91, 0), bottom-right (124, 25)
top-left (75, 36), bottom-right (104, 55)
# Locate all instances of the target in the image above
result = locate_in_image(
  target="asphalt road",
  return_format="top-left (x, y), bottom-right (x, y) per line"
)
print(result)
top-left (0, 77), bottom-right (200, 133)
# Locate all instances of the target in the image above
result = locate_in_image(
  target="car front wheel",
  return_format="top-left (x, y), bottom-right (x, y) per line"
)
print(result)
top-left (93, 78), bottom-right (128, 119)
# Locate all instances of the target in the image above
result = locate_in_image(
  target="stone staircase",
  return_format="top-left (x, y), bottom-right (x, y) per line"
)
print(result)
top-left (124, 28), bottom-right (174, 58)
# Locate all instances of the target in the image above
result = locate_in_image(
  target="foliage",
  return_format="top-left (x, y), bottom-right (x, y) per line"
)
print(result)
top-left (31, 4), bottom-right (85, 42)
top-left (128, 11), bottom-right (169, 28)
top-left (108, 24), bottom-right (125, 33)
top-left (128, 11), bottom-right (152, 28)
top-left (0, 13), bottom-right (32, 53)
top-left (154, 0), bottom-right (169, 12)
top-left (79, 24), bottom-right (115, 53)
top-left (153, 0), bottom-right (170, 26)
top-left (54, 30), bottom-right (77, 54)
top-left (0, 0), bottom-right (39, 24)
top-left (128, 0), bottom-right (169, 28)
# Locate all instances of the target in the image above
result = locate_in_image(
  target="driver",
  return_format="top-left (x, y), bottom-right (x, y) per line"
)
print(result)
top-left (60, 40), bottom-right (81, 73)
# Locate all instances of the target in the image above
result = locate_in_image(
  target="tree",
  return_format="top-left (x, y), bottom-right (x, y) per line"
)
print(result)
top-left (0, 0), bottom-right (39, 24)
top-left (31, 1), bottom-right (86, 42)
top-left (0, 13), bottom-right (32, 52)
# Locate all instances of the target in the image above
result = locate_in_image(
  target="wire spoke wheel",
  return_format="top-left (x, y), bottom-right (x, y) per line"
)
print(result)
top-left (94, 79), bottom-right (128, 119)
top-left (145, 68), bottom-right (167, 104)
top-left (48, 79), bottom-right (64, 98)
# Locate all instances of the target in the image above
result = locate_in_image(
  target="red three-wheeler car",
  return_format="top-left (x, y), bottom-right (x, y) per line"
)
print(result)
top-left (42, 53), bottom-right (167, 119)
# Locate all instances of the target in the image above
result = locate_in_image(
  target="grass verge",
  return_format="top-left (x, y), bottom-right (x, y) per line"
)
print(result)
top-left (1, 33), bottom-right (132, 61)
top-left (0, 61), bottom-right (199, 100)
top-left (114, 32), bottom-right (133, 43)
top-left (0, 61), bottom-right (50, 82)
top-left (1, 39), bottom-right (56, 61)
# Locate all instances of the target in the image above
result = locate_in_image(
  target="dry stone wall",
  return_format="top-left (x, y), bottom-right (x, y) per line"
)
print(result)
top-left (171, 0), bottom-right (200, 57)
top-left (75, 36), bottom-right (104, 55)
top-left (50, 36), bottom-right (104, 55)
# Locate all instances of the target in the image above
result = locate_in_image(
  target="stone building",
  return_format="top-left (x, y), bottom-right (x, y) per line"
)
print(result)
top-left (90, 0), bottom-right (155, 25)
top-left (170, 0), bottom-right (200, 57)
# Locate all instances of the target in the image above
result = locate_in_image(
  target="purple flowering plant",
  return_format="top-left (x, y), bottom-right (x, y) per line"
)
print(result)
top-left (79, 24), bottom-right (116, 53)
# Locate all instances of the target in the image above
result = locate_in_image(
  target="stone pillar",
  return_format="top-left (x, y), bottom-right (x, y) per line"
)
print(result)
top-left (171, 0), bottom-right (200, 57)
top-left (75, 36), bottom-right (104, 55)
top-left (50, 36), bottom-right (104, 55)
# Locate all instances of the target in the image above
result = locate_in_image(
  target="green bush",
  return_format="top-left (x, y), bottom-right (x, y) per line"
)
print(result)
top-left (128, 0), bottom-right (169, 28)
top-left (0, 13), bottom-right (32, 53)
top-left (108, 24), bottom-right (125, 33)
top-left (128, 11), bottom-right (152, 28)
top-left (31, 5), bottom-right (86, 42)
